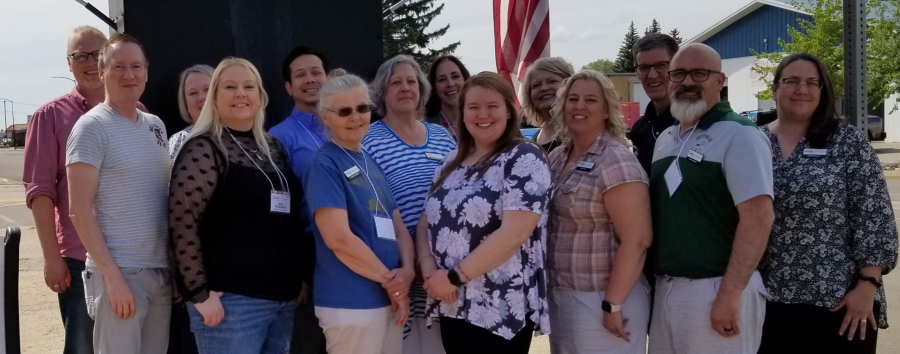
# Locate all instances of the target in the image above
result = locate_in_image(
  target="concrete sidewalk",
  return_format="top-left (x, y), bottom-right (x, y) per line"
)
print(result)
top-left (874, 141), bottom-right (900, 179)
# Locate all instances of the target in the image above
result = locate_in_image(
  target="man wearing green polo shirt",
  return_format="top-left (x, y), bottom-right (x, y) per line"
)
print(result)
top-left (647, 43), bottom-right (774, 354)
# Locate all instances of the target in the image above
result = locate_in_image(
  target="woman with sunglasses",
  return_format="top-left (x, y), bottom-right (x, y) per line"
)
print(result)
top-left (362, 55), bottom-right (456, 354)
top-left (424, 55), bottom-right (471, 140)
top-left (757, 53), bottom-right (898, 354)
top-left (303, 73), bottom-right (416, 354)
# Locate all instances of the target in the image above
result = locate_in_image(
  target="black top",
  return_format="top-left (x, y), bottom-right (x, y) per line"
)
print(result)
top-left (534, 126), bottom-right (562, 153)
top-left (627, 103), bottom-right (676, 175)
top-left (169, 129), bottom-right (313, 302)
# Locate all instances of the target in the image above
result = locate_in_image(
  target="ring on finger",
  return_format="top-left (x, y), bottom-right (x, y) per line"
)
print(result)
top-left (861, 319), bottom-right (868, 323)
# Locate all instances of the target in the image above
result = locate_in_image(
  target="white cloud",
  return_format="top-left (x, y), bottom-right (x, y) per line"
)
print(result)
top-left (550, 25), bottom-right (576, 43)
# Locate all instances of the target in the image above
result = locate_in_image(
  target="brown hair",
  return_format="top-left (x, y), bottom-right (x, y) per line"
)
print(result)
top-left (430, 72), bottom-right (526, 193)
top-left (772, 52), bottom-right (840, 148)
top-left (98, 32), bottom-right (148, 69)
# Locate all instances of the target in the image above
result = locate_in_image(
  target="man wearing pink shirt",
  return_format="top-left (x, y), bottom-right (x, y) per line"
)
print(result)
top-left (22, 26), bottom-right (145, 354)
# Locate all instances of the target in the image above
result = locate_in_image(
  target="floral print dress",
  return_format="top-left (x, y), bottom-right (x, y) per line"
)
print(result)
top-left (424, 142), bottom-right (552, 339)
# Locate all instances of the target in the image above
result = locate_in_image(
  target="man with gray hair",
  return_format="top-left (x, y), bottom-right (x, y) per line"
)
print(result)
top-left (627, 33), bottom-right (679, 175)
top-left (648, 43), bottom-right (774, 354)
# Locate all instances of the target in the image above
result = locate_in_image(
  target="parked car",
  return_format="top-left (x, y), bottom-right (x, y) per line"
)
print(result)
top-left (868, 115), bottom-right (886, 141)
top-left (520, 128), bottom-right (539, 140)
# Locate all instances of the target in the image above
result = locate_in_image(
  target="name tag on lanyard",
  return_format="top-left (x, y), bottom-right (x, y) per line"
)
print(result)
top-left (686, 150), bottom-right (704, 164)
top-left (344, 166), bottom-right (361, 180)
top-left (271, 191), bottom-right (290, 214)
top-left (803, 148), bottom-right (827, 158)
top-left (664, 160), bottom-right (682, 197)
top-left (374, 215), bottom-right (396, 241)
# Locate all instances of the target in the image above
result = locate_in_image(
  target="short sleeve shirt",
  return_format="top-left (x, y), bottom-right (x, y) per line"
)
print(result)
top-left (548, 132), bottom-right (648, 291)
top-left (65, 103), bottom-right (172, 268)
top-left (424, 142), bottom-right (551, 339)
top-left (649, 102), bottom-right (773, 278)
top-left (303, 142), bottom-right (399, 309)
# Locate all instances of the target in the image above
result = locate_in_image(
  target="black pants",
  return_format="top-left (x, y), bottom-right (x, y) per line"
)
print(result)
top-left (758, 301), bottom-right (878, 354)
top-left (167, 302), bottom-right (199, 354)
top-left (440, 317), bottom-right (534, 354)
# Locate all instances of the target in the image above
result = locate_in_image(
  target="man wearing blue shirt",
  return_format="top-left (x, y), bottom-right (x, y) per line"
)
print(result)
top-left (269, 45), bottom-right (331, 354)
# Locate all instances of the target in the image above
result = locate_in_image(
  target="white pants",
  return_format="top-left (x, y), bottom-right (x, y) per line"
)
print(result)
top-left (402, 317), bottom-right (444, 354)
top-left (549, 276), bottom-right (651, 354)
top-left (315, 306), bottom-right (403, 354)
top-left (648, 271), bottom-right (768, 354)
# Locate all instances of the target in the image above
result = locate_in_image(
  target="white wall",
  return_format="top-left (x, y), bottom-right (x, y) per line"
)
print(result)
top-left (721, 56), bottom-right (771, 114)
top-left (631, 82), bottom-right (651, 109)
top-left (885, 93), bottom-right (900, 142)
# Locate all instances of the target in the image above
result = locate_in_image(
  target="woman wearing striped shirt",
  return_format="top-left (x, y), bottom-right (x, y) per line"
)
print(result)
top-left (362, 55), bottom-right (457, 354)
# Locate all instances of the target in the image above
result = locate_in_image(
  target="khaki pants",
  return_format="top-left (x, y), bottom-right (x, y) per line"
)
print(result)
top-left (315, 306), bottom-right (402, 354)
top-left (84, 267), bottom-right (172, 354)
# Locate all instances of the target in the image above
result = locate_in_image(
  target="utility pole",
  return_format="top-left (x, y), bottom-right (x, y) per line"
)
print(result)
top-left (844, 0), bottom-right (867, 132)
top-left (2, 100), bottom-right (6, 146)
top-left (10, 101), bottom-right (15, 150)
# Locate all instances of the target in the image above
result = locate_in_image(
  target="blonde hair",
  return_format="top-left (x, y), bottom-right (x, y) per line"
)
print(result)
top-left (551, 70), bottom-right (628, 146)
top-left (520, 57), bottom-right (574, 126)
top-left (177, 64), bottom-right (215, 124)
top-left (67, 26), bottom-right (106, 52)
top-left (189, 58), bottom-right (272, 164)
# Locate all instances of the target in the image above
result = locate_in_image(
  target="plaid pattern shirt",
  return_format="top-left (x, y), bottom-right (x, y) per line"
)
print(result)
top-left (547, 132), bottom-right (648, 291)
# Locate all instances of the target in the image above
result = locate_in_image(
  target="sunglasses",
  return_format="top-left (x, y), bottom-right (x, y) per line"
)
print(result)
top-left (68, 50), bottom-right (101, 63)
top-left (325, 104), bottom-right (372, 117)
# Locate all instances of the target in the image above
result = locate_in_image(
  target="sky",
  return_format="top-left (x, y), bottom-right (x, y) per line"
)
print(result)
top-left (0, 0), bottom-right (760, 122)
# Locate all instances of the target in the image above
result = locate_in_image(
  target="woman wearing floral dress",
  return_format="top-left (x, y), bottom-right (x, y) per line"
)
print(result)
top-left (418, 72), bottom-right (551, 354)
top-left (757, 52), bottom-right (898, 354)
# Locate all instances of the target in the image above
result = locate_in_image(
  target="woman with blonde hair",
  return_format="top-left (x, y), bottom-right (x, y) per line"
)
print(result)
top-left (520, 56), bottom-right (575, 153)
top-left (546, 69), bottom-right (652, 353)
top-left (169, 57), bottom-right (312, 353)
top-left (169, 64), bottom-right (214, 159)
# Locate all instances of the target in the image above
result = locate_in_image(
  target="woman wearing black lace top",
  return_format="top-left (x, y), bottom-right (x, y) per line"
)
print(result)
top-left (168, 58), bottom-right (311, 354)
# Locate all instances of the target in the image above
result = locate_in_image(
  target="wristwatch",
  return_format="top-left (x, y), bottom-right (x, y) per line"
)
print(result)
top-left (191, 289), bottom-right (211, 304)
top-left (858, 275), bottom-right (883, 288)
top-left (448, 269), bottom-right (465, 287)
top-left (601, 300), bottom-right (622, 313)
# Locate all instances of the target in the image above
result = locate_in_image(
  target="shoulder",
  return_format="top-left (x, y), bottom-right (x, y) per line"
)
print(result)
top-left (33, 93), bottom-right (74, 118)
top-left (504, 141), bottom-right (546, 162)
top-left (718, 111), bottom-right (759, 128)
top-left (831, 122), bottom-right (871, 154)
top-left (268, 117), bottom-right (292, 136)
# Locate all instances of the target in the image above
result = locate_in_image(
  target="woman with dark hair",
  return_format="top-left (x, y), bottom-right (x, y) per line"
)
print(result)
top-left (418, 72), bottom-right (551, 354)
top-left (425, 55), bottom-right (471, 140)
top-left (757, 52), bottom-right (898, 354)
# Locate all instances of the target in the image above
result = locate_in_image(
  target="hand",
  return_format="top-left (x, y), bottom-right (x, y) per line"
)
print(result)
top-left (420, 257), bottom-right (438, 282)
top-left (602, 311), bottom-right (631, 342)
top-left (382, 267), bottom-right (414, 301)
top-left (423, 270), bottom-right (459, 303)
top-left (390, 293), bottom-right (410, 326)
top-left (105, 274), bottom-right (136, 320)
top-left (832, 282), bottom-right (877, 341)
top-left (298, 282), bottom-right (309, 304)
top-left (194, 291), bottom-right (225, 326)
top-left (710, 291), bottom-right (742, 337)
top-left (43, 256), bottom-right (71, 293)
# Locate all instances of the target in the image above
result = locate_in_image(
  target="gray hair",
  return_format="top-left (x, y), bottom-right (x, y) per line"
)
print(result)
top-left (520, 57), bottom-right (575, 126)
top-left (369, 55), bottom-right (431, 117)
top-left (317, 73), bottom-right (371, 112)
top-left (177, 64), bottom-right (215, 124)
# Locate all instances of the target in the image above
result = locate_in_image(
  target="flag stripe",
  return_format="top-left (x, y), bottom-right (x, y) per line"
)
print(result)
top-left (494, 0), bottom-right (551, 103)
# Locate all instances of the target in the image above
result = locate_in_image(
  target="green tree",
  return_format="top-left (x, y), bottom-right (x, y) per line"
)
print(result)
top-left (383, 0), bottom-right (460, 69)
top-left (869, 0), bottom-right (900, 112)
top-left (613, 22), bottom-right (641, 73)
top-left (645, 19), bottom-right (662, 35)
top-left (582, 58), bottom-right (616, 73)
top-left (669, 28), bottom-right (683, 44)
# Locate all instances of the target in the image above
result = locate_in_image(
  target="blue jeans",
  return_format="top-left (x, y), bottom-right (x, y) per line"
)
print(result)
top-left (187, 293), bottom-right (296, 354)
top-left (60, 257), bottom-right (93, 354)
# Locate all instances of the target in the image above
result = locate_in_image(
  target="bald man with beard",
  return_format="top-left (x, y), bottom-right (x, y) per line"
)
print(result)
top-left (646, 43), bottom-right (774, 354)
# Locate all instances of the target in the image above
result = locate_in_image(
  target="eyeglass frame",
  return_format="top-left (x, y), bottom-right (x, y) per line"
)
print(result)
top-left (777, 77), bottom-right (822, 92)
top-left (67, 50), bottom-right (101, 63)
top-left (324, 104), bottom-right (373, 118)
top-left (667, 69), bottom-right (722, 83)
top-left (634, 61), bottom-right (670, 76)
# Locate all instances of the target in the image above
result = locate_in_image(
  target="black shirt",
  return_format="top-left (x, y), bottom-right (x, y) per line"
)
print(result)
top-left (627, 103), bottom-right (676, 175)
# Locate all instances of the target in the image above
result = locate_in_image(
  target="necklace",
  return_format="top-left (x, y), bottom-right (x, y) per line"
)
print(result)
top-left (226, 128), bottom-right (264, 161)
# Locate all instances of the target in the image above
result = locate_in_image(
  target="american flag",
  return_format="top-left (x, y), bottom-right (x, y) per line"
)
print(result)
top-left (493, 0), bottom-right (551, 101)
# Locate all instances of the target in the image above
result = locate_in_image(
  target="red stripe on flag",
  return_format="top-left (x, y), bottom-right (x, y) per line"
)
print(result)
top-left (494, 0), bottom-right (550, 103)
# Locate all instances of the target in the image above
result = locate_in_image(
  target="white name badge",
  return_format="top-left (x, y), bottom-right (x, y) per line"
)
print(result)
top-left (664, 160), bottom-right (682, 197)
top-left (425, 153), bottom-right (444, 161)
top-left (374, 216), bottom-right (396, 241)
top-left (343, 166), bottom-right (361, 180)
top-left (576, 161), bottom-right (595, 172)
top-left (271, 191), bottom-right (290, 214)
top-left (687, 150), bottom-right (704, 164)
top-left (803, 148), bottom-right (828, 157)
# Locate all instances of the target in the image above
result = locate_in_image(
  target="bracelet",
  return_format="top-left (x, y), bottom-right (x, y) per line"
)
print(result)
top-left (456, 265), bottom-right (471, 283)
top-left (416, 255), bottom-right (435, 264)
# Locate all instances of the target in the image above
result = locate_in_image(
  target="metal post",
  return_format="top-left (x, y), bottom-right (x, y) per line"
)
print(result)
top-left (2, 101), bottom-right (6, 146)
top-left (10, 102), bottom-right (14, 150)
top-left (843, 0), bottom-right (867, 132)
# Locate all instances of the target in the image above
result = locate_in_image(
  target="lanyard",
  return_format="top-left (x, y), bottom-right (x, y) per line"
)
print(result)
top-left (226, 129), bottom-right (290, 193)
top-left (335, 143), bottom-right (389, 215)
top-left (673, 122), bottom-right (700, 176)
top-left (294, 114), bottom-right (323, 148)
top-left (439, 111), bottom-right (459, 141)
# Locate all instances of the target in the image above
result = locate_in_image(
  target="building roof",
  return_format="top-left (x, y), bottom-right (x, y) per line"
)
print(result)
top-left (5, 124), bottom-right (27, 132)
top-left (685, 0), bottom-right (806, 45)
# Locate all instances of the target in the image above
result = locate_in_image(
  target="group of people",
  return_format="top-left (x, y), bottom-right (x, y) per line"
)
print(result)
top-left (20, 24), bottom-right (898, 354)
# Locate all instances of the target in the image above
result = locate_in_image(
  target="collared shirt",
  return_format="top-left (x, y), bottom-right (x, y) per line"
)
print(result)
top-left (23, 87), bottom-right (146, 261)
top-left (760, 123), bottom-right (898, 329)
top-left (649, 102), bottom-right (773, 279)
top-left (628, 102), bottom-right (676, 175)
top-left (547, 131), bottom-right (648, 291)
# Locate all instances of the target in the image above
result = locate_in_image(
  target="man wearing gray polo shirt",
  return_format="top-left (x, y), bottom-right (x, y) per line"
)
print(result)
top-left (66, 33), bottom-right (171, 354)
top-left (647, 43), bottom-right (774, 354)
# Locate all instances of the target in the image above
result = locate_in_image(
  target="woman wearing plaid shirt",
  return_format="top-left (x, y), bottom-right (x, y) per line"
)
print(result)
top-left (547, 70), bottom-right (653, 354)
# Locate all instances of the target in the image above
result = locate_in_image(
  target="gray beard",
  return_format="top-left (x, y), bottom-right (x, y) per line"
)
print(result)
top-left (670, 98), bottom-right (709, 123)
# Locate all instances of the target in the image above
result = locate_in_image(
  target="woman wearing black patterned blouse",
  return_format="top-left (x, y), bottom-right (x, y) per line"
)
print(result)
top-left (169, 58), bottom-right (311, 353)
top-left (757, 53), bottom-right (898, 354)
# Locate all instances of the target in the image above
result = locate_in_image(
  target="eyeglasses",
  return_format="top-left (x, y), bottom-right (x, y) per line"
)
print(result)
top-left (68, 50), bottom-right (101, 63)
top-left (779, 78), bottom-right (822, 92)
top-left (667, 69), bottom-right (721, 83)
top-left (325, 104), bottom-right (372, 117)
top-left (635, 61), bottom-right (669, 75)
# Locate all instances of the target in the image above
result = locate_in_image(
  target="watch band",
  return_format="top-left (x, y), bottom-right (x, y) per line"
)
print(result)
top-left (191, 289), bottom-right (211, 304)
top-left (858, 275), bottom-right (883, 288)
top-left (448, 269), bottom-right (465, 287)
top-left (601, 300), bottom-right (622, 313)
